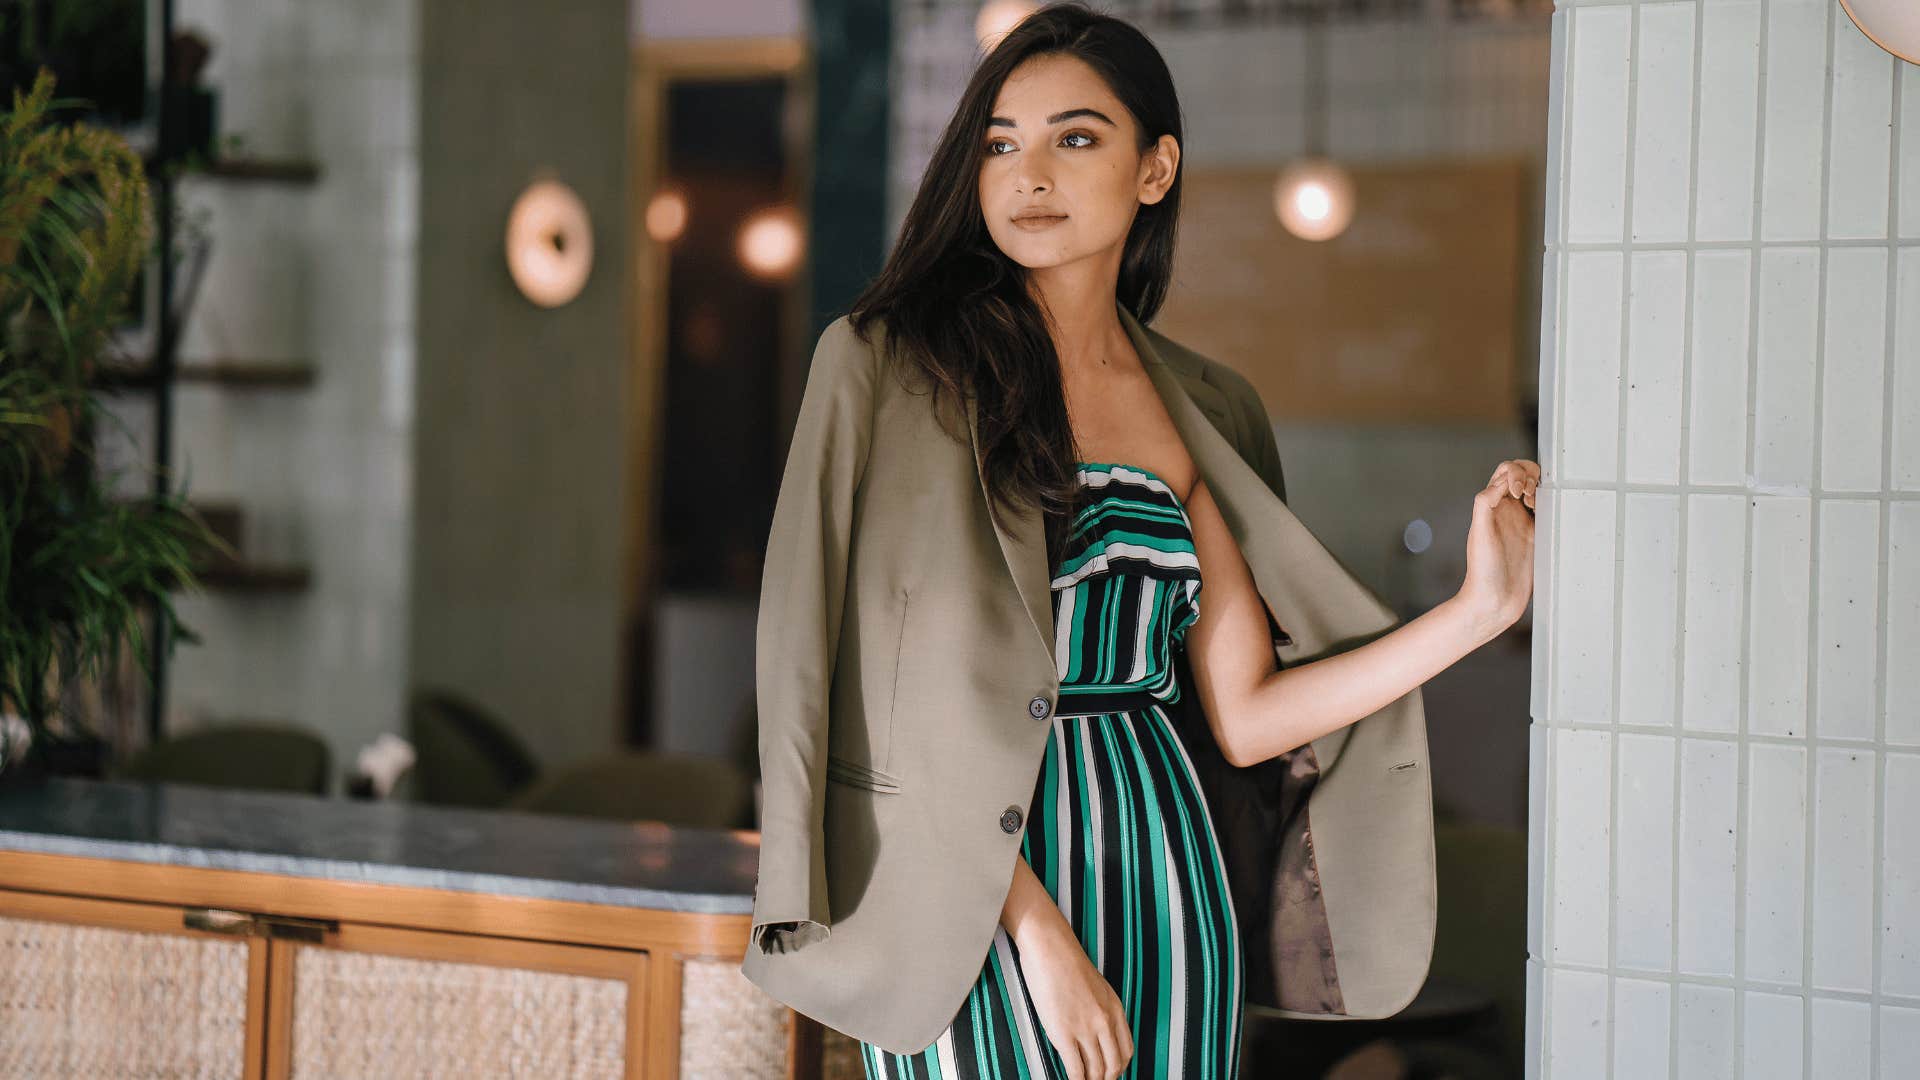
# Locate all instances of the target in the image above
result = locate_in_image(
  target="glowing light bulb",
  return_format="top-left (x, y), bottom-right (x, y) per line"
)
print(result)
top-left (1272, 158), bottom-right (1356, 242)
top-left (737, 204), bottom-right (804, 283)
top-left (646, 187), bottom-right (688, 244)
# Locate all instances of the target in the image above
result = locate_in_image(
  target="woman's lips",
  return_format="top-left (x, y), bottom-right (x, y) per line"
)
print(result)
top-left (1012, 214), bottom-right (1067, 230)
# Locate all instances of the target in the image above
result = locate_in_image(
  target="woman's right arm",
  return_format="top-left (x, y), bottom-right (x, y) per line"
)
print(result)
top-left (1001, 858), bottom-right (1134, 1079)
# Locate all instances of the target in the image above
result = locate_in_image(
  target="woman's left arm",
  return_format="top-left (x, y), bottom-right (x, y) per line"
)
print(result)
top-left (1181, 459), bottom-right (1539, 769)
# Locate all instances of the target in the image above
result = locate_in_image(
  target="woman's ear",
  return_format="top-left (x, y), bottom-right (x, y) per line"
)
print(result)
top-left (1139, 133), bottom-right (1180, 206)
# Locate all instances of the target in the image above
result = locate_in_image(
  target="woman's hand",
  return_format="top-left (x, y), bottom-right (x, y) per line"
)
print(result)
top-left (1016, 922), bottom-right (1134, 1080)
top-left (1457, 458), bottom-right (1539, 636)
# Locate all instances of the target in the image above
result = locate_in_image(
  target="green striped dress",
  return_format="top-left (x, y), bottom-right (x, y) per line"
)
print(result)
top-left (860, 461), bottom-right (1244, 1079)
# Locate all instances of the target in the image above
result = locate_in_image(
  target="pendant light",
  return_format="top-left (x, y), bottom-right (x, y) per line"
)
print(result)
top-left (1274, 0), bottom-right (1355, 242)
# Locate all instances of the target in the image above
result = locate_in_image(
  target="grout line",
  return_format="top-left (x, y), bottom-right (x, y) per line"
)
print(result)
top-left (1802, 1), bottom-right (1840, 1071)
top-left (1870, 46), bottom-right (1905, 1080)
top-left (1540, 961), bottom-right (1920, 1008)
top-left (1735, 0), bottom-right (1773, 1066)
top-left (1484, 483), bottom-right (1920, 499)
top-left (1673, 0), bottom-right (1708, 1069)
top-left (1607, 2), bottom-right (1642, 1072)
top-left (1558, 237), bottom-right (1920, 251)
top-left (1554, 720), bottom-right (1920, 751)
top-left (1538, 4), bottom-right (1577, 1073)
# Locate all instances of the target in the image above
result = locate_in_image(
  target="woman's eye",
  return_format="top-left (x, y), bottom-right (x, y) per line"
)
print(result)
top-left (1062, 131), bottom-right (1094, 148)
top-left (987, 138), bottom-right (1014, 155)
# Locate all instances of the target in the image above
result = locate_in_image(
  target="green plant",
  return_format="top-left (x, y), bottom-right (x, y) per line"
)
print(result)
top-left (0, 68), bottom-right (230, 771)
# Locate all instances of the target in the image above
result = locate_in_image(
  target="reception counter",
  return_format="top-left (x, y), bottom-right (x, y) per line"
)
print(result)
top-left (0, 777), bottom-right (826, 1079)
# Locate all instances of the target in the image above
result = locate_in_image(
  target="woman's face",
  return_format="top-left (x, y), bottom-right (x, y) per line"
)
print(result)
top-left (977, 53), bottom-right (1178, 273)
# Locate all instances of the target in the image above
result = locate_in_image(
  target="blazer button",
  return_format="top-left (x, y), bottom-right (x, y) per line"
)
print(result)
top-left (1028, 695), bottom-right (1051, 720)
top-left (1000, 806), bottom-right (1023, 834)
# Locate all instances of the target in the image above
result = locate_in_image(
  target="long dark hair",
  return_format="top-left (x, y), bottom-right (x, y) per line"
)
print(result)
top-left (845, 1), bottom-right (1184, 566)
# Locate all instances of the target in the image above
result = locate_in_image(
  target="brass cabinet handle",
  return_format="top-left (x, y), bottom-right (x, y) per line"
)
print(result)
top-left (182, 908), bottom-right (337, 943)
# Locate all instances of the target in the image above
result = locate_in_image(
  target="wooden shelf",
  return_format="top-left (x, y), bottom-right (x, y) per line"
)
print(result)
top-left (186, 562), bottom-right (312, 593)
top-left (94, 360), bottom-right (317, 392)
top-left (109, 497), bottom-right (312, 594)
top-left (142, 154), bottom-right (322, 184)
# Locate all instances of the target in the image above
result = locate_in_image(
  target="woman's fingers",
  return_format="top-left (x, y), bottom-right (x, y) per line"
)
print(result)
top-left (1096, 1020), bottom-right (1124, 1079)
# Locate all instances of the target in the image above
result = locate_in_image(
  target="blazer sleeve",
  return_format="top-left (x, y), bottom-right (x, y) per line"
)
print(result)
top-left (749, 316), bottom-right (879, 956)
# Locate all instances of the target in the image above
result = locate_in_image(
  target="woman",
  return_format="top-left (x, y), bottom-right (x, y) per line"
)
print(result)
top-left (745, 4), bottom-right (1537, 1077)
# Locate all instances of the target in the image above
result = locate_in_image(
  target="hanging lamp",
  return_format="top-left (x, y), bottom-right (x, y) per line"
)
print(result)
top-left (1274, 0), bottom-right (1355, 242)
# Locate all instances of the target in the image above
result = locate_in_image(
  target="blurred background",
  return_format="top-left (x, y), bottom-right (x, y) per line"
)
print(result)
top-left (4, 0), bottom-right (1551, 1074)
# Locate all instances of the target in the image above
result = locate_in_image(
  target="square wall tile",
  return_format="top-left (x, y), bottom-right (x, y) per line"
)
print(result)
top-left (1613, 977), bottom-right (1671, 1080)
top-left (1811, 748), bottom-right (1875, 993)
top-left (1614, 733), bottom-right (1675, 970)
top-left (1894, 248), bottom-right (1920, 491)
top-left (1625, 252), bottom-right (1687, 485)
top-left (1548, 966), bottom-right (1609, 1080)
top-left (1679, 738), bottom-right (1738, 976)
top-left (1565, 4), bottom-right (1633, 243)
top-left (1753, 249), bottom-right (1820, 491)
top-left (1745, 743), bottom-right (1808, 985)
top-left (1814, 500), bottom-right (1881, 741)
top-left (1561, 252), bottom-right (1626, 483)
top-left (1555, 489), bottom-right (1619, 728)
top-left (1824, 6), bottom-right (1895, 240)
top-left (1902, 66), bottom-right (1920, 240)
top-left (1677, 983), bottom-right (1737, 1080)
top-left (1530, 720), bottom-right (1550, 958)
top-left (1820, 248), bottom-right (1889, 493)
top-left (1810, 997), bottom-right (1871, 1079)
top-left (1695, 0), bottom-right (1762, 241)
top-left (1748, 496), bottom-right (1812, 737)
top-left (1740, 990), bottom-right (1805, 1080)
top-left (1688, 250), bottom-right (1753, 487)
top-left (1760, 0), bottom-right (1828, 242)
top-left (1620, 493), bottom-right (1681, 728)
top-left (1682, 494), bottom-right (1747, 734)
top-left (1885, 1004), bottom-right (1920, 1077)
top-left (1552, 728), bottom-right (1612, 968)
top-left (1891, 503), bottom-right (1920, 748)
top-left (1886, 753), bottom-right (1920, 996)
top-left (1630, 3), bottom-right (1696, 243)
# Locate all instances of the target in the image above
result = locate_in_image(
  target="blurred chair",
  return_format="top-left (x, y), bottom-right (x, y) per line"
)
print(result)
top-left (406, 688), bottom-right (540, 808)
top-left (507, 751), bottom-right (754, 829)
top-left (112, 722), bottom-right (331, 795)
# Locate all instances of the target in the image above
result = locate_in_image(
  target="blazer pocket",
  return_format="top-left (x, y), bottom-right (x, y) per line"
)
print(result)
top-left (826, 753), bottom-right (903, 794)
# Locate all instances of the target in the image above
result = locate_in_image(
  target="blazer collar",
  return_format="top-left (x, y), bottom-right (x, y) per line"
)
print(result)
top-left (964, 300), bottom-right (1287, 668)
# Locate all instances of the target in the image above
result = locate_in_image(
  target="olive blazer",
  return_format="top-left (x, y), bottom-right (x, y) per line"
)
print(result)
top-left (740, 300), bottom-right (1435, 1056)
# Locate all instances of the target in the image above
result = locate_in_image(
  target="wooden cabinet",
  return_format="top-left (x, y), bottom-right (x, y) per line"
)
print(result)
top-left (0, 852), bottom-right (811, 1079)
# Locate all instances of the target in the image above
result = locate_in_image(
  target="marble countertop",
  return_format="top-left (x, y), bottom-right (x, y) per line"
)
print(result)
top-left (0, 777), bottom-right (759, 914)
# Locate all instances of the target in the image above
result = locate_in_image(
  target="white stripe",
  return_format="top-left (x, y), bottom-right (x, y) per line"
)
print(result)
top-left (1079, 716), bottom-right (1105, 969)
top-left (1052, 719), bottom-right (1074, 927)
top-left (994, 925), bottom-right (1054, 1075)
top-left (1050, 541), bottom-right (1199, 590)
top-left (1157, 704), bottom-right (1243, 1063)
top-left (1054, 585), bottom-right (1077, 680)
top-left (1077, 463), bottom-right (1176, 499)
top-left (1164, 831), bottom-right (1187, 1069)
top-left (935, 1019), bottom-right (961, 1076)
top-left (1130, 576), bottom-right (1153, 683)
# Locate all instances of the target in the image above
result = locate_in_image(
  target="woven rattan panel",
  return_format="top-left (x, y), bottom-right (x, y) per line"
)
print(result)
top-left (289, 948), bottom-right (626, 1079)
top-left (677, 956), bottom-right (791, 1078)
top-left (0, 915), bottom-right (249, 1079)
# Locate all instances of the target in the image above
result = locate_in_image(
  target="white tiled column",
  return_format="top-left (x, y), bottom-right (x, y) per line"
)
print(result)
top-left (1532, 2), bottom-right (1920, 1076)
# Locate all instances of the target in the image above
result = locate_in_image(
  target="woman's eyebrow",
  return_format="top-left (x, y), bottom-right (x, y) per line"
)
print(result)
top-left (985, 107), bottom-right (1116, 129)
